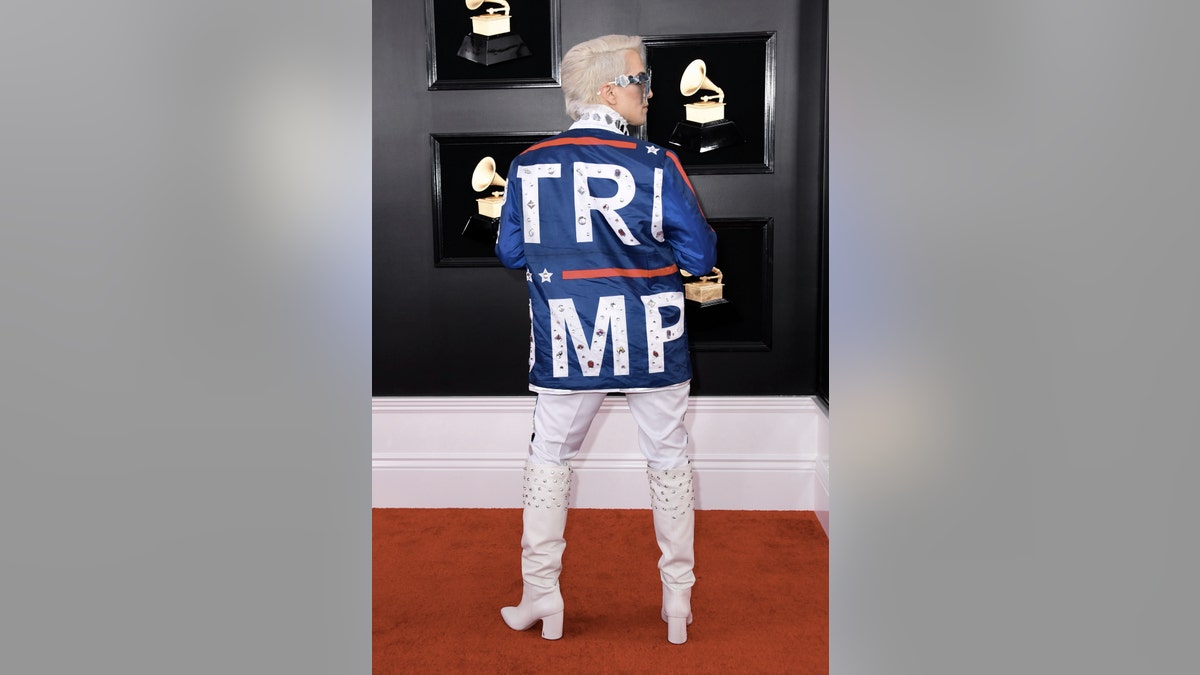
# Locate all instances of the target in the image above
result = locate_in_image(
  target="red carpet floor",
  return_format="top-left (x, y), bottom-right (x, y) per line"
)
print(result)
top-left (374, 508), bottom-right (827, 673)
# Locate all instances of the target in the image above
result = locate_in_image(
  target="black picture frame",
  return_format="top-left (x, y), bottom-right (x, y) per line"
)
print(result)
top-left (687, 217), bottom-right (774, 351)
top-left (431, 132), bottom-right (559, 267)
top-left (426, 0), bottom-right (561, 90)
top-left (640, 32), bottom-right (776, 174)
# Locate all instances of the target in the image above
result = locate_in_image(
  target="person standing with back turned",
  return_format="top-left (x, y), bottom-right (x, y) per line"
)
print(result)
top-left (495, 34), bottom-right (718, 645)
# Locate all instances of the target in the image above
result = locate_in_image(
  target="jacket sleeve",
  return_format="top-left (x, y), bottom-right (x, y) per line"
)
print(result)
top-left (494, 157), bottom-right (527, 270)
top-left (660, 152), bottom-right (717, 275)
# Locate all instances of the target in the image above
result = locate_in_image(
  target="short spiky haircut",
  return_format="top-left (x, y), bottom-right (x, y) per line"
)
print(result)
top-left (560, 34), bottom-right (645, 120)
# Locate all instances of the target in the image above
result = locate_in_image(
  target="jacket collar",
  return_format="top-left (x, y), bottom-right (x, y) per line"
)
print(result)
top-left (569, 104), bottom-right (629, 135)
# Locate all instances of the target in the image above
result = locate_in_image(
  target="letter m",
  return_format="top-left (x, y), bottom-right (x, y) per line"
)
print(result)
top-left (548, 296), bottom-right (629, 378)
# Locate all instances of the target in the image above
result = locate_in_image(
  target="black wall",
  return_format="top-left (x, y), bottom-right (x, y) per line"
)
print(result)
top-left (374, 0), bottom-right (827, 397)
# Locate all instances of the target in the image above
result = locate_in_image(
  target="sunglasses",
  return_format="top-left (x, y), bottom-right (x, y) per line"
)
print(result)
top-left (608, 69), bottom-right (652, 101)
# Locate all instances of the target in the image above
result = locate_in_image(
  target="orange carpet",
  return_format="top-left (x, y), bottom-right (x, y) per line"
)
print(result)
top-left (373, 508), bottom-right (828, 673)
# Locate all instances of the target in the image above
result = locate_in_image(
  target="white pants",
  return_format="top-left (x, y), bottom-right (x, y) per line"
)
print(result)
top-left (527, 385), bottom-right (692, 470)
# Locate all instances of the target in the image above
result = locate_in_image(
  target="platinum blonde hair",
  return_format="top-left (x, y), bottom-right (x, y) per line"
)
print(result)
top-left (560, 34), bottom-right (645, 120)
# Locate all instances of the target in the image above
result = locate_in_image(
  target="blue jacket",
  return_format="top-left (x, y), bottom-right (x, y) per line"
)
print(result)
top-left (496, 126), bottom-right (717, 392)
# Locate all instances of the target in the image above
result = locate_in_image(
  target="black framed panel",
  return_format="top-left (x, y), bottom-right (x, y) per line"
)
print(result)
top-left (426, 0), bottom-right (561, 90)
top-left (687, 217), bottom-right (774, 351)
top-left (641, 32), bottom-right (776, 174)
top-left (430, 131), bottom-right (559, 267)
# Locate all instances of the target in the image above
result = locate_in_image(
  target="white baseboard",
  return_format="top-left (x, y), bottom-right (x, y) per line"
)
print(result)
top-left (373, 395), bottom-right (827, 510)
top-left (815, 401), bottom-right (830, 536)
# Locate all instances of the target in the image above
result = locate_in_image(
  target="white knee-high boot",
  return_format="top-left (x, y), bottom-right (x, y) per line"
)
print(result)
top-left (648, 461), bottom-right (696, 644)
top-left (500, 462), bottom-right (571, 640)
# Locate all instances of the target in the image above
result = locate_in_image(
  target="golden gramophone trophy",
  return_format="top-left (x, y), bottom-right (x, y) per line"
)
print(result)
top-left (456, 0), bottom-right (532, 66)
top-left (462, 156), bottom-right (507, 242)
top-left (681, 268), bottom-right (728, 308)
top-left (668, 59), bottom-right (744, 153)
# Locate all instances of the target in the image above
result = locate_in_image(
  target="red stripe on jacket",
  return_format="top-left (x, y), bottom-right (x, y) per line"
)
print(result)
top-left (561, 264), bottom-right (679, 280)
top-left (522, 137), bottom-right (639, 153)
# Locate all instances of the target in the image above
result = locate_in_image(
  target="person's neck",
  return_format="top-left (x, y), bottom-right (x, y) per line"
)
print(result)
top-left (569, 104), bottom-right (629, 135)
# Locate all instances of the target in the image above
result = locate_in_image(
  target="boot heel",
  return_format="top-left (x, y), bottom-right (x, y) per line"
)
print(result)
top-left (540, 610), bottom-right (564, 640)
top-left (667, 616), bottom-right (687, 644)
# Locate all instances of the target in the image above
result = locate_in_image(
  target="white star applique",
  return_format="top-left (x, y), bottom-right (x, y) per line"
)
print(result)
top-left (646, 145), bottom-right (660, 155)
top-left (526, 269), bottom-right (533, 282)
top-left (539, 268), bottom-right (553, 283)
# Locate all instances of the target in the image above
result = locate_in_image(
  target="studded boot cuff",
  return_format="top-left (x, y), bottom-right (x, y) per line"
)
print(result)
top-left (522, 463), bottom-right (572, 509)
top-left (647, 463), bottom-right (695, 516)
